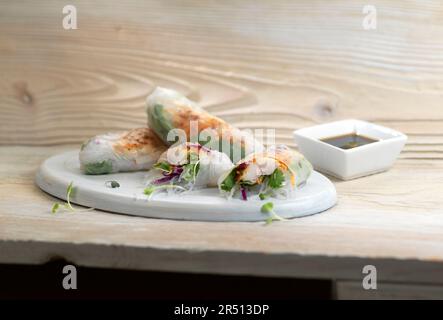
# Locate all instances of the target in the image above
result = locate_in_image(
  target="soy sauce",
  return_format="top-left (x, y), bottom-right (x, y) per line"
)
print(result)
top-left (320, 133), bottom-right (378, 150)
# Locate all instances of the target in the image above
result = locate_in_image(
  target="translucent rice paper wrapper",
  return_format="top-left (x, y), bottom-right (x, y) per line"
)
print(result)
top-left (268, 145), bottom-right (313, 187)
top-left (146, 143), bottom-right (234, 189)
top-left (146, 87), bottom-right (263, 163)
top-left (217, 144), bottom-right (313, 199)
top-left (79, 128), bottom-right (166, 175)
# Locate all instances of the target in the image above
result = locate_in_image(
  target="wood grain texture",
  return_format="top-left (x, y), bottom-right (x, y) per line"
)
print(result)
top-left (1, 1), bottom-right (443, 282)
top-left (1, 1), bottom-right (443, 155)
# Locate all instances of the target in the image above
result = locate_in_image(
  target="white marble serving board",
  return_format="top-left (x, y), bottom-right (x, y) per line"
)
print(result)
top-left (35, 150), bottom-right (337, 222)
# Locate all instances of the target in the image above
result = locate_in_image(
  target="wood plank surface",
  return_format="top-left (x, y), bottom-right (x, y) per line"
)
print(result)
top-left (1, 146), bottom-right (443, 284)
top-left (1, 1), bottom-right (443, 282)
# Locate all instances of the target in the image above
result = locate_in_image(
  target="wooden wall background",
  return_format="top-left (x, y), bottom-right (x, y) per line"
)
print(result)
top-left (0, 0), bottom-right (442, 160)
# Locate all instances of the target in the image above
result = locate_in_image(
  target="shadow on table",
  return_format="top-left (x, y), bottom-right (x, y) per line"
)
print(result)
top-left (0, 259), bottom-right (331, 300)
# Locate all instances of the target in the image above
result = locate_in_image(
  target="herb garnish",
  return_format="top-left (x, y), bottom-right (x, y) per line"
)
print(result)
top-left (268, 169), bottom-right (285, 189)
top-left (181, 161), bottom-right (200, 183)
top-left (261, 202), bottom-right (286, 225)
top-left (51, 181), bottom-right (75, 213)
top-left (144, 186), bottom-right (156, 196)
top-left (51, 182), bottom-right (94, 214)
top-left (144, 185), bottom-right (187, 197)
top-left (51, 203), bottom-right (60, 214)
top-left (105, 180), bottom-right (120, 188)
top-left (65, 182), bottom-right (75, 211)
top-left (259, 193), bottom-right (268, 200)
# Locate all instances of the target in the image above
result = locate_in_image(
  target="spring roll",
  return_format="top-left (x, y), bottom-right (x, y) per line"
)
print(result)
top-left (218, 145), bottom-right (313, 200)
top-left (79, 128), bottom-right (167, 175)
top-left (144, 142), bottom-right (234, 195)
top-left (146, 87), bottom-right (263, 163)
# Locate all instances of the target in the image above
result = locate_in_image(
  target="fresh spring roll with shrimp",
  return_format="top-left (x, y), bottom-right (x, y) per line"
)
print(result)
top-left (144, 142), bottom-right (234, 195)
top-left (79, 128), bottom-right (167, 175)
top-left (218, 145), bottom-right (313, 200)
top-left (145, 87), bottom-right (263, 163)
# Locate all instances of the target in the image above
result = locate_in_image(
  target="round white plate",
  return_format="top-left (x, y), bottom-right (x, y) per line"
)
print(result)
top-left (36, 150), bottom-right (337, 222)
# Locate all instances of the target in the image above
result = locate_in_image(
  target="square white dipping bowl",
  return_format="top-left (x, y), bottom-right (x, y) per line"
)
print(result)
top-left (293, 119), bottom-right (407, 180)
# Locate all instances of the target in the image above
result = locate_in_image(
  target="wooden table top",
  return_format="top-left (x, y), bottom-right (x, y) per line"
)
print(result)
top-left (1, 1), bottom-right (442, 284)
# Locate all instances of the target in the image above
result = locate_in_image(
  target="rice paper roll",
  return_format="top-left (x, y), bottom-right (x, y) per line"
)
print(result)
top-left (146, 87), bottom-right (263, 163)
top-left (79, 128), bottom-right (167, 175)
top-left (145, 142), bottom-right (234, 195)
top-left (218, 145), bottom-right (313, 200)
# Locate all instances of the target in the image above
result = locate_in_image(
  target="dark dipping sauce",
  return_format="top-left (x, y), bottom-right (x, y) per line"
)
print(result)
top-left (320, 133), bottom-right (378, 150)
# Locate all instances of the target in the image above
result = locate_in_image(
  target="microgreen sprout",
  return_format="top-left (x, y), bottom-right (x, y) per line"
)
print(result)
top-left (144, 186), bottom-right (156, 196)
top-left (105, 180), bottom-right (120, 188)
top-left (181, 161), bottom-right (200, 183)
top-left (50, 182), bottom-right (93, 214)
top-left (144, 185), bottom-right (187, 198)
top-left (51, 203), bottom-right (60, 214)
top-left (192, 161), bottom-right (200, 185)
top-left (65, 182), bottom-right (75, 211)
top-left (260, 202), bottom-right (286, 225)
